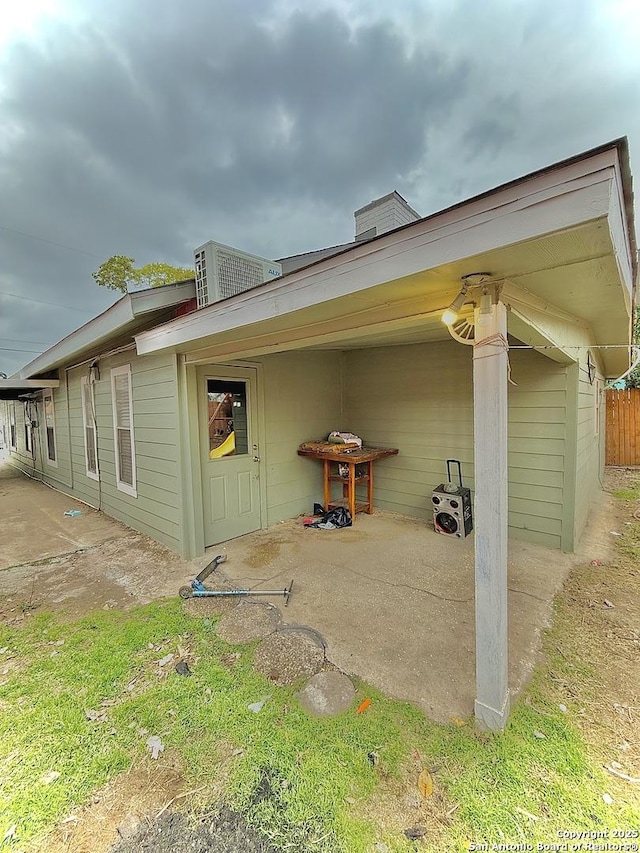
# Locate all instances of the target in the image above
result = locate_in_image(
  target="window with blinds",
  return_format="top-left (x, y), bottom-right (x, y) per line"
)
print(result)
top-left (110, 365), bottom-right (137, 497)
top-left (81, 376), bottom-right (99, 481)
top-left (43, 391), bottom-right (57, 464)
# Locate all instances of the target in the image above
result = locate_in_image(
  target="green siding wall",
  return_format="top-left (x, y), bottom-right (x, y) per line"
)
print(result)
top-left (4, 383), bottom-right (72, 492)
top-left (343, 341), bottom-right (570, 549)
top-left (5, 350), bottom-right (182, 553)
top-left (252, 351), bottom-right (343, 524)
top-left (3, 337), bottom-right (605, 557)
top-left (573, 353), bottom-right (605, 544)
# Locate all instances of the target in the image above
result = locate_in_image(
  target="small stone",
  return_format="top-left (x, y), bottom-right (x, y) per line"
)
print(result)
top-left (533, 731), bottom-right (546, 739)
top-left (174, 661), bottom-right (191, 676)
top-left (602, 793), bottom-right (613, 805)
top-left (158, 653), bottom-right (174, 667)
top-left (558, 704), bottom-right (567, 713)
top-left (117, 814), bottom-right (141, 840)
top-left (375, 844), bottom-right (390, 853)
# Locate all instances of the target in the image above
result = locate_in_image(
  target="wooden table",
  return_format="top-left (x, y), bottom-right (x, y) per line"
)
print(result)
top-left (297, 445), bottom-right (399, 519)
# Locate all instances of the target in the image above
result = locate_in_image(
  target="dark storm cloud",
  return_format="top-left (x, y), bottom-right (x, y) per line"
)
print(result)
top-left (0, 0), bottom-right (638, 376)
top-left (0, 0), bottom-right (468, 373)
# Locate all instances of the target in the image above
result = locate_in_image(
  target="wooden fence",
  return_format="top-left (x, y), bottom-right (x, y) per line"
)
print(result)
top-left (606, 388), bottom-right (640, 466)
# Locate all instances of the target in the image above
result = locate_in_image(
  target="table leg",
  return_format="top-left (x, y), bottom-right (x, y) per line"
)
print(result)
top-left (348, 461), bottom-right (356, 519)
top-left (323, 459), bottom-right (331, 511)
top-left (367, 459), bottom-right (374, 513)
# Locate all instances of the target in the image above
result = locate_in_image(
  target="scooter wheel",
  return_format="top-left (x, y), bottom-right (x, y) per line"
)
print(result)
top-left (178, 586), bottom-right (193, 600)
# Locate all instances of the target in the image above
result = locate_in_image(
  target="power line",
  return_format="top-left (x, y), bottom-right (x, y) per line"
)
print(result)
top-left (0, 347), bottom-right (44, 354)
top-left (0, 289), bottom-right (95, 314)
top-left (0, 223), bottom-right (103, 259)
top-left (0, 337), bottom-right (54, 346)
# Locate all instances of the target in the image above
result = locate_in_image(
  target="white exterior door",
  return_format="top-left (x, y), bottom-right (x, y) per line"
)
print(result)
top-left (198, 366), bottom-right (261, 545)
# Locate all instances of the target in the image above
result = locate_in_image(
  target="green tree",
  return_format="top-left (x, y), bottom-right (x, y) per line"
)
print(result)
top-left (92, 256), bottom-right (194, 294)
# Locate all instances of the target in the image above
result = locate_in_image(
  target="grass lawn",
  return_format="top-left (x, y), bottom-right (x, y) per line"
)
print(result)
top-left (1, 484), bottom-right (639, 851)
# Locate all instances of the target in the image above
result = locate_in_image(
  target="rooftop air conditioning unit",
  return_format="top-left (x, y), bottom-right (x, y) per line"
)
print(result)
top-left (193, 240), bottom-right (282, 309)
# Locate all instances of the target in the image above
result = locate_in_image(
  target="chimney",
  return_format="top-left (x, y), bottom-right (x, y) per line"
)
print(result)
top-left (354, 191), bottom-right (420, 241)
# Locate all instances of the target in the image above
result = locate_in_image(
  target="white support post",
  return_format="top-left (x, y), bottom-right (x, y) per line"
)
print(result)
top-left (473, 293), bottom-right (510, 731)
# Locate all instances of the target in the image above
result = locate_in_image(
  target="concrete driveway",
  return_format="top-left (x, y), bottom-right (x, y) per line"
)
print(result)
top-left (0, 457), bottom-right (615, 722)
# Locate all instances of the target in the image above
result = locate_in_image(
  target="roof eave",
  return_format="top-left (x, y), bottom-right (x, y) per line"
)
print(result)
top-left (15, 280), bottom-right (195, 380)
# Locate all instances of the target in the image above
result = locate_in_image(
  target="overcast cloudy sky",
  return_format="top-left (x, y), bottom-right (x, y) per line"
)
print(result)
top-left (1, 0), bottom-right (638, 376)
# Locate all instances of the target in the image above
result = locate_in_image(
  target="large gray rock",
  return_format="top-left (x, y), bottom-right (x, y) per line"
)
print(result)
top-left (297, 671), bottom-right (356, 717)
top-left (216, 601), bottom-right (280, 644)
top-left (254, 629), bottom-right (325, 686)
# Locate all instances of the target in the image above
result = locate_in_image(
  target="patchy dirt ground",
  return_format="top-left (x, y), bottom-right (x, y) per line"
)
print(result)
top-left (42, 763), bottom-right (185, 853)
top-left (110, 806), bottom-right (277, 853)
top-left (562, 468), bottom-right (640, 787)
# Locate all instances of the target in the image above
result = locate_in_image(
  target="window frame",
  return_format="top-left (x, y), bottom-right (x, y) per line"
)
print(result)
top-left (81, 375), bottom-right (100, 481)
top-left (42, 389), bottom-right (58, 466)
top-left (24, 409), bottom-right (32, 454)
top-left (110, 364), bottom-right (137, 498)
top-left (9, 403), bottom-right (16, 451)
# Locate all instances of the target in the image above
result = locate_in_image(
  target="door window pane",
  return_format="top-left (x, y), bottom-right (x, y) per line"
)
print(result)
top-left (207, 379), bottom-right (248, 457)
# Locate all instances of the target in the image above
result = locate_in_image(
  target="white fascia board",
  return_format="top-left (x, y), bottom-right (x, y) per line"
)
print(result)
top-left (0, 379), bottom-right (60, 390)
top-left (136, 153), bottom-right (621, 356)
top-left (608, 170), bottom-right (634, 311)
top-left (15, 281), bottom-right (195, 380)
top-left (129, 280), bottom-right (195, 314)
top-left (15, 296), bottom-right (136, 379)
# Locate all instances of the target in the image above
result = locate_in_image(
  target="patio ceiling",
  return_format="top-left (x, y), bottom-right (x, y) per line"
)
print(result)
top-left (144, 219), bottom-right (628, 376)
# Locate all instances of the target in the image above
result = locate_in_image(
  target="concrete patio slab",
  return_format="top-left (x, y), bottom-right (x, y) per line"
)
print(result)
top-left (217, 510), bottom-right (605, 723)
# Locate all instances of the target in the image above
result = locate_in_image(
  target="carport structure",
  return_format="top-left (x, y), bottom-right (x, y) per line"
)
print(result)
top-left (136, 140), bottom-right (636, 729)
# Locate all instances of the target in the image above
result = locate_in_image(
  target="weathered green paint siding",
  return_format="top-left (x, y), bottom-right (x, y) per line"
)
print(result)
top-left (4, 382), bottom-right (73, 492)
top-left (343, 341), bottom-right (570, 549)
top-left (3, 337), bottom-right (605, 557)
top-left (573, 352), bottom-right (605, 544)
top-left (4, 350), bottom-right (182, 553)
top-left (250, 351), bottom-right (343, 524)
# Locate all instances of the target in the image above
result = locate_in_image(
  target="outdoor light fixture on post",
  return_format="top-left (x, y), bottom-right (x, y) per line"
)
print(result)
top-left (441, 273), bottom-right (493, 326)
top-left (441, 287), bottom-right (469, 326)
